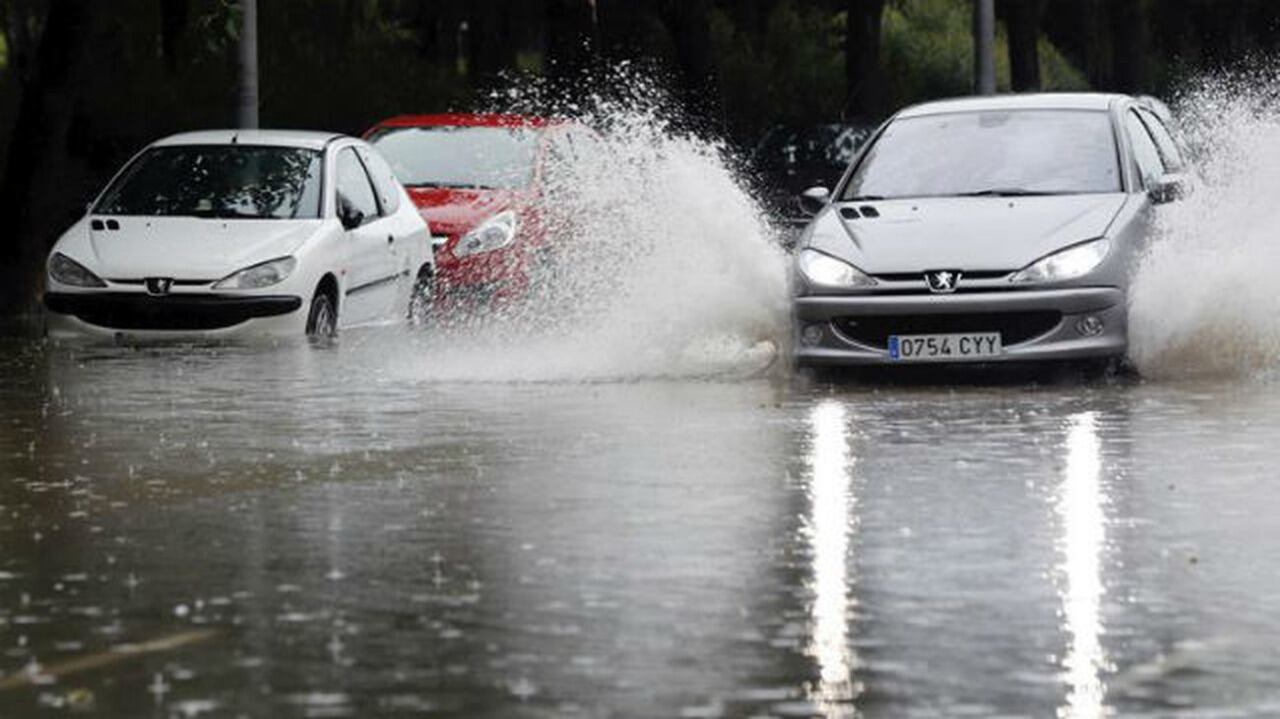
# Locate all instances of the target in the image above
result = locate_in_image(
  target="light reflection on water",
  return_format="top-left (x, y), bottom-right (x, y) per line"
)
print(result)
top-left (1057, 412), bottom-right (1109, 719)
top-left (804, 400), bottom-right (859, 716)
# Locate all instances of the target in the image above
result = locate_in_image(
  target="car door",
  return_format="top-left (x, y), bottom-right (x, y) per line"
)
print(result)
top-left (357, 146), bottom-right (420, 311)
top-left (334, 146), bottom-right (398, 325)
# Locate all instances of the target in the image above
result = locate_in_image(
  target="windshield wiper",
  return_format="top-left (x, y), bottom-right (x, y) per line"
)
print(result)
top-left (405, 182), bottom-right (498, 190)
top-left (187, 209), bottom-right (275, 220)
top-left (844, 194), bottom-right (886, 201)
top-left (957, 188), bottom-right (1058, 197)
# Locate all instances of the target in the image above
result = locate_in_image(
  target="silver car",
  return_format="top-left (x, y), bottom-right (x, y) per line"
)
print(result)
top-left (792, 93), bottom-right (1187, 368)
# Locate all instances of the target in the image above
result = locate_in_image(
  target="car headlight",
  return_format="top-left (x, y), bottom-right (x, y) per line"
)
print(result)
top-left (797, 249), bottom-right (877, 289)
top-left (213, 256), bottom-right (297, 290)
top-left (49, 252), bottom-right (106, 288)
top-left (455, 211), bottom-right (517, 257)
top-left (1010, 239), bottom-right (1111, 284)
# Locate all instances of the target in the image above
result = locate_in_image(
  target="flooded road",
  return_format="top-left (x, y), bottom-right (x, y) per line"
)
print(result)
top-left (2, 333), bottom-right (1279, 717)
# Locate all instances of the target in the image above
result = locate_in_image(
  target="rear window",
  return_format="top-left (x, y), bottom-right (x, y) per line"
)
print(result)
top-left (95, 145), bottom-right (323, 219)
top-left (842, 110), bottom-right (1122, 200)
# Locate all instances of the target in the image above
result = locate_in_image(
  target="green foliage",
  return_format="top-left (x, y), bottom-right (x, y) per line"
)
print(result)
top-left (257, 2), bottom-right (469, 134)
top-left (883, 0), bottom-right (1088, 109)
top-left (712, 0), bottom-right (1088, 139)
top-left (711, 0), bottom-right (846, 138)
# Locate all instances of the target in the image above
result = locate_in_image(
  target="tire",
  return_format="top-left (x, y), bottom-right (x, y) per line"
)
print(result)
top-left (306, 291), bottom-right (337, 339)
top-left (407, 270), bottom-right (433, 329)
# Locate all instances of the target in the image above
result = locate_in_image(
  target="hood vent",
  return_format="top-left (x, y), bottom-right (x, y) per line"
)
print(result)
top-left (858, 205), bottom-right (880, 218)
top-left (839, 207), bottom-right (860, 220)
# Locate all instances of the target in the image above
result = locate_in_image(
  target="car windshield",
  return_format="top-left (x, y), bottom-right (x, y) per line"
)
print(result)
top-left (95, 145), bottom-right (323, 219)
top-left (366, 125), bottom-right (538, 190)
top-left (842, 109), bottom-right (1121, 200)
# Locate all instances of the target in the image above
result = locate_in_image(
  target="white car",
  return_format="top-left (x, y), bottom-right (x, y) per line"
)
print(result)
top-left (43, 130), bottom-right (435, 340)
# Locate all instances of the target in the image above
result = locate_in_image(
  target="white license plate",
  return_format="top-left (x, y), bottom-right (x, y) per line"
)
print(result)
top-left (888, 332), bottom-right (1002, 362)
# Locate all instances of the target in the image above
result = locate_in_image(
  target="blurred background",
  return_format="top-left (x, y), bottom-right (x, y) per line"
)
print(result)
top-left (2, 0), bottom-right (1279, 318)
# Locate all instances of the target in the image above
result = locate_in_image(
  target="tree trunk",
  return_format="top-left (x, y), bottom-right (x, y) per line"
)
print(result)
top-left (0, 0), bottom-right (98, 318)
top-left (237, 0), bottom-right (258, 128)
top-left (159, 0), bottom-right (190, 72)
top-left (845, 0), bottom-right (886, 121)
top-left (4, 0), bottom-right (35, 85)
top-left (658, 0), bottom-right (720, 128)
top-left (973, 0), bottom-right (996, 95)
top-left (1002, 0), bottom-right (1044, 92)
top-left (1110, 0), bottom-right (1144, 92)
top-left (545, 0), bottom-right (597, 81)
top-left (468, 0), bottom-right (518, 84)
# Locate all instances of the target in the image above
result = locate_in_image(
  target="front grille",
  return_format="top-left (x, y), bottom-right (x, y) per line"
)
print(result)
top-left (872, 270), bottom-right (1012, 282)
top-left (834, 311), bottom-right (1062, 349)
top-left (45, 293), bottom-right (302, 331)
top-left (106, 279), bottom-right (215, 286)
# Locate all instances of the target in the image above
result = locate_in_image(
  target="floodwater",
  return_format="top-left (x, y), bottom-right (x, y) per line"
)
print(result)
top-left (3, 333), bottom-right (1279, 718)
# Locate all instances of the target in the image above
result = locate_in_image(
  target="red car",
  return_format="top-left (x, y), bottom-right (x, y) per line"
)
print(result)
top-left (364, 113), bottom-right (583, 315)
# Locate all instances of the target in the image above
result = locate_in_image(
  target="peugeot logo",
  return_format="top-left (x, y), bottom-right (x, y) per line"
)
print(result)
top-left (145, 278), bottom-right (174, 296)
top-left (925, 270), bottom-right (961, 294)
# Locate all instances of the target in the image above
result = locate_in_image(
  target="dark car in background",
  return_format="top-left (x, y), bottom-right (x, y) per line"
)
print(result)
top-left (751, 123), bottom-right (875, 227)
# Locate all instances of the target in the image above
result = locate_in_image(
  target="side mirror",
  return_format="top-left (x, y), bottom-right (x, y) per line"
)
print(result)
top-left (1149, 174), bottom-right (1187, 205)
top-left (338, 199), bottom-right (365, 230)
top-left (797, 186), bottom-right (831, 216)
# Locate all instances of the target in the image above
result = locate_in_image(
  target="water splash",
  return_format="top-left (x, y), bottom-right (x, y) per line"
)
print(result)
top-left (1129, 70), bottom-right (1280, 379)
top-left (398, 67), bottom-right (790, 382)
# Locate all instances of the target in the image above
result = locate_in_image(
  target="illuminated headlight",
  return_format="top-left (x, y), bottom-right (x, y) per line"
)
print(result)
top-left (1011, 239), bottom-right (1111, 284)
top-left (213, 256), bottom-right (297, 290)
top-left (456, 211), bottom-right (518, 257)
top-left (797, 249), bottom-right (877, 289)
top-left (49, 252), bottom-right (106, 288)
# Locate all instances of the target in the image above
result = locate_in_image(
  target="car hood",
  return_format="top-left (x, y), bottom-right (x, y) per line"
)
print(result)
top-left (85, 217), bottom-right (321, 279)
top-left (808, 194), bottom-right (1129, 273)
top-left (406, 187), bottom-right (526, 236)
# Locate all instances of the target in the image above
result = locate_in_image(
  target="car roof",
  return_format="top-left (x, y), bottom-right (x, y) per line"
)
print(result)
top-left (151, 130), bottom-right (345, 150)
top-left (897, 93), bottom-right (1132, 119)
top-left (370, 113), bottom-right (559, 130)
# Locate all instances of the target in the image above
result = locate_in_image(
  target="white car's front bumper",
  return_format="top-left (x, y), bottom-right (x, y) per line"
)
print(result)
top-left (44, 291), bottom-right (308, 342)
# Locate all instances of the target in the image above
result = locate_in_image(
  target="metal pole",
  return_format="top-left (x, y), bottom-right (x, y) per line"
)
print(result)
top-left (237, 0), bottom-right (259, 128)
top-left (974, 0), bottom-right (996, 95)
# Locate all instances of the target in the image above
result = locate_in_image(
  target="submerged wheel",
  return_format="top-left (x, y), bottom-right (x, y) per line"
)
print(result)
top-left (306, 291), bottom-right (337, 339)
top-left (408, 270), bottom-right (434, 328)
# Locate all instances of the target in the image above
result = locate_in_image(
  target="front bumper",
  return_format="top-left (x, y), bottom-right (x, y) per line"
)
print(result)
top-left (793, 287), bottom-right (1126, 366)
top-left (44, 291), bottom-right (304, 340)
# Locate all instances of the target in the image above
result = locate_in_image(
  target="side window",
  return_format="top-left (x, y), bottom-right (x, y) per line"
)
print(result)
top-left (335, 147), bottom-right (381, 225)
top-left (357, 147), bottom-right (401, 216)
top-left (1136, 109), bottom-right (1185, 174)
top-left (1124, 111), bottom-right (1165, 188)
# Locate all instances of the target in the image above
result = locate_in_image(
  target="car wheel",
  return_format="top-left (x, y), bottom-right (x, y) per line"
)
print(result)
top-left (306, 291), bottom-right (337, 339)
top-left (408, 270), bottom-right (433, 328)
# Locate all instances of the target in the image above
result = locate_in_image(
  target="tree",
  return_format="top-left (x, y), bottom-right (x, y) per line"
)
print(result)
top-left (545, 0), bottom-right (597, 81)
top-left (0, 0), bottom-right (98, 317)
top-left (846, 0), bottom-right (886, 120)
top-left (468, 0), bottom-right (518, 84)
top-left (1109, 0), bottom-right (1145, 92)
top-left (1001, 0), bottom-right (1045, 91)
top-left (657, 0), bottom-right (720, 126)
